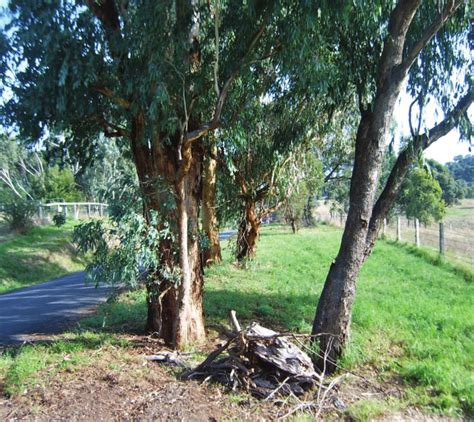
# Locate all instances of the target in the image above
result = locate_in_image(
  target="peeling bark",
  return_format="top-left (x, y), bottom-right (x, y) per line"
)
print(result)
top-left (202, 141), bottom-right (222, 265)
top-left (236, 200), bottom-right (260, 261)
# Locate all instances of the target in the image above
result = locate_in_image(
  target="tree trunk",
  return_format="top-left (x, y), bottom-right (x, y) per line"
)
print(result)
top-left (310, 0), bottom-right (426, 372)
top-left (312, 112), bottom-right (385, 372)
top-left (236, 200), bottom-right (260, 261)
top-left (364, 89), bottom-right (473, 258)
top-left (290, 219), bottom-right (297, 234)
top-left (130, 114), bottom-right (205, 348)
top-left (173, 146), bottom-right (206, 348)
top-left (303, 195), bottom-right (314, 226)
top-left (202, 140), bottom-right (221, 265)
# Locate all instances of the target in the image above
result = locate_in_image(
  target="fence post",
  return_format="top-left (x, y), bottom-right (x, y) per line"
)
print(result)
top-left (397, 216), bottom-right (401, 241)
top-left (57, 204), bottom-right (61, 213)
top-left (38, 205), bottom-right (43, 220)
top-left (87, 204), bottom-right (91, 218)
top-left (382, 218), bottom-right (387, 238)
top-left (63, 204), bottom-right (68, 218)
top-left (439, 221), bottom-right (445, 256)
top-left (415, 218), bottom-right (420, 247)
top-left (100, 204), bottom-right (104, 217)
top-left (73, 203), bottom-right (79, 220)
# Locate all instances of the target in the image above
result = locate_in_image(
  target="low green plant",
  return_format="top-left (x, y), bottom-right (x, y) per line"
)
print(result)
top-left (345, 399), bottom-right (392, 422)
top-left (52, 213), bottom-right (66, 227)
top-left (3, 198), bottom-right (37, 233)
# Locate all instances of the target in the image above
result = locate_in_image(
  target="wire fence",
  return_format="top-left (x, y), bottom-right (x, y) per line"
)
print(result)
top-left (314, 202), bottom-right (473, 268)
top-left (36, 202), bottom-right (108, 223)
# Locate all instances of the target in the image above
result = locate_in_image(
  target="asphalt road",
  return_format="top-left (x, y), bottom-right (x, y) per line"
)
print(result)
top-left (0, 230), bottom-right (237, 346)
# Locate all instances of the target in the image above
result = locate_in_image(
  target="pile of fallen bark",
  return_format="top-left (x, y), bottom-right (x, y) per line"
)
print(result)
top-left (181, 314), bottom-right (321, 398)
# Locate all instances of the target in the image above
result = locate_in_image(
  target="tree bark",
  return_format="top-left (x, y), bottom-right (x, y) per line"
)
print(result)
top-left (129, 113), bottom-right (205, 348)
top-left (290, 219), bottom-right (297, 234)
top-left (311, 0), bottom-right (425, 372)
top-left (236, 200), bottom-right (260, 261)
top-left (202, 140), bottom-right (222, 265)
top-left (173, 142), bottom-right (206, 348)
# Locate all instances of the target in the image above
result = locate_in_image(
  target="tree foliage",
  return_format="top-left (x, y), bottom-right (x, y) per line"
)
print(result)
top-left (399, 166), bottom-right (445, 224)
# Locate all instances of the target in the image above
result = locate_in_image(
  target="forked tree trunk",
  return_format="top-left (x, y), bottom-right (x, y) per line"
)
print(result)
top-left (130, 116), bottom-right (205, 348)
top-left (310, 0), bottom-right (439, 372)
top-left (202, 141), bottom-right (222, 265)
top-left (236, 200), bottom-right (260, 261)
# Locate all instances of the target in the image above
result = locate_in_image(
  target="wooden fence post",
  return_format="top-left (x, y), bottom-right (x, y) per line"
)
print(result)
top-left (87, 204), bottom-right (91, 218)
top-left (383, 218), bottom-right (387, 238)
top-left (100, 204), bottom-right (104, 217)
top-left (63, 204), bottom-right (68, 218)
top-left (397, 216), bottom-right (401, 241)
top-left (439, 221), bottom-right (445, 256)
top-left (38, 205), bottom-right (43, 220)
top-left (415, 218), bottom-right (420, 247)
top-left (73, 203), bottom-right (79, 220)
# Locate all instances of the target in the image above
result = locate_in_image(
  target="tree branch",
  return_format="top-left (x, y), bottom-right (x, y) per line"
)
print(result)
top-left (364, 88), bottom-right (473, 256)
top-left (399, 0), bottom-right (463, 76)
top-left (92, 85), bottom-right (130, 109)
top-left (86, 0), bottom-right (120, 32)
top-left (184, 22), bottom-right (267, 144)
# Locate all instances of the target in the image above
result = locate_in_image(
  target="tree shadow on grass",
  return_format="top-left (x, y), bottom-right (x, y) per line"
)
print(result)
top-left (204, 288), bottom-right (319, 333)
top-left (1, 286), bottom-right (319, 359)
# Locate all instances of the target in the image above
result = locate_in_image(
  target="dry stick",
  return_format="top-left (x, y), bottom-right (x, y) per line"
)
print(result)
top-left (264, 376), bottom-right (290, 401)
top-left (229, 310), bottom-right (241, 332)
top-left (291, 336), bottom-right (383, 393)
top-left (189, 335), bottom-right (238, 374)
top-left (315, 374), bottom-right (346, 421)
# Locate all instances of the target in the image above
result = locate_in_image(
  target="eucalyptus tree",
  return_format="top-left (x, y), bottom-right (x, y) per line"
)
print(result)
top-left (1, 1), bottom-right (329, 348)
top-left (217, 87), bottom-right (328, 260)
top-left (310, 0), bottom-right (473, 370)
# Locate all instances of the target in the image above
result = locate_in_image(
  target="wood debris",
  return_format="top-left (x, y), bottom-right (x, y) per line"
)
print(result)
top-left (183, 320), bottom-right (322, 398)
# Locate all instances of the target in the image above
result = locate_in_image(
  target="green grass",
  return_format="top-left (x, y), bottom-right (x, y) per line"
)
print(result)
top-left (0, 290), bottom-right (141, 396)
top-left (445, 199), bottom-right (474, 218)
top-left (0, 220), bottom-right (86, 294)
top-left (344, 398), bottom-right (395, 421)
top-left (1, 224), bottom-right (472, 417)
top-left (205, 225), bottom-right (473, 416)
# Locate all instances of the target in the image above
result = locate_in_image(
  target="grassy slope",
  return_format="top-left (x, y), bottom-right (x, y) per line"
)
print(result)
top-left (1, 224), bottom-right (472, 417)
top-left (0, 220), bottom-right (85, 294)
top-left (205, 225), bottom-right (473, 415)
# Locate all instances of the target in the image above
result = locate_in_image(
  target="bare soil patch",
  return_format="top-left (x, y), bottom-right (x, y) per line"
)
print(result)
top-left (0, 337), bottom-right (278, 421)
top-left (1, 335), bottom-right (463, 421)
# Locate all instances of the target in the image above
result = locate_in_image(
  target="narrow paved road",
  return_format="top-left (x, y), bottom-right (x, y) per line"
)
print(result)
top-left (0, 272), bottom-right (115, 345)
top-left (0, 230), bottom-right (237, 346)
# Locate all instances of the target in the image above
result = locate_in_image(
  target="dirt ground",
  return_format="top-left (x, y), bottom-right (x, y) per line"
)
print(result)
top-left (0, 336), bottom-right (464, 421)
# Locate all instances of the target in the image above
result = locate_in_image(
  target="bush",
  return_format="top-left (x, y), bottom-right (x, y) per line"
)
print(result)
top-left (52, 213), bottom-right (66, 227)
top-left (3, 199), bottom-right (37, 233)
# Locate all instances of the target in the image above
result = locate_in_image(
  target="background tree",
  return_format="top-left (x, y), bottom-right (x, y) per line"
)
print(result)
top-left (446, 155), bottom-right (474, 198)
top-left (283, 152), bottom-right (323, 233)
top-left (427, 159), bottom-right (465, 206)
top-left (398, 166), bottom-right (445, 224)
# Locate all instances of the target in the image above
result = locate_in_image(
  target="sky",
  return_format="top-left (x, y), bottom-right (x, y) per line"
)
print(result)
top-left (393, 88), bottom-right (473, 164)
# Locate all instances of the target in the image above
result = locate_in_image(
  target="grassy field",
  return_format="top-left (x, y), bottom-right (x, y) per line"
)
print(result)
top-left (0, 220), bottom-right (86, 294)
top-left (1, 224), bottom-right (472, 419)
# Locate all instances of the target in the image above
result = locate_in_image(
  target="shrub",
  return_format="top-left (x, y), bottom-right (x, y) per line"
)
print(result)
top-left (3, 199), bottom-right (37, 233)
top-left (52, 213), bottom-right (66, 227)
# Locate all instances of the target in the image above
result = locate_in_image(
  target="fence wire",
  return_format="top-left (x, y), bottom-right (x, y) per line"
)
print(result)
top-left (314, 203), bottom-right (473, 269)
